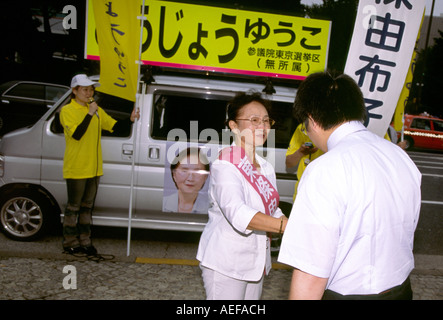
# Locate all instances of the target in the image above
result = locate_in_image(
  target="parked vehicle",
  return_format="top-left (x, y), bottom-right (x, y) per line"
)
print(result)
top-left (0, 80), bottom-right (69, 136)
top-left (402, 114), bottom-right (443, 151)
top-left (0, 74), bottom-right (298, 241)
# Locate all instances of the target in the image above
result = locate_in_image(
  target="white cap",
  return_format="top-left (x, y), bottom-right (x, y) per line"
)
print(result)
top-left (70, 74), bottom-right (100, 88)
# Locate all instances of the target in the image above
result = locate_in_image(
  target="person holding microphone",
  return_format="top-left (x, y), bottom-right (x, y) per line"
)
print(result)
top-left (60, 74), bottom-right (139, 256)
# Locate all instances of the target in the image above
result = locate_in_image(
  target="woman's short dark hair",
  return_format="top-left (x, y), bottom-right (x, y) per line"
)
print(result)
top-left (171, 147), bottom-right (210, 170)
top-left (293, 72), bottom-right (367, 130)
top-left (226, 91), bottom-right (272, 126)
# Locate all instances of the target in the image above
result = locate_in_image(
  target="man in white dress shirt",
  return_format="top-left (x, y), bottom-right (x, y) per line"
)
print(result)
top-left (278, 72), bottom-right (422, 300)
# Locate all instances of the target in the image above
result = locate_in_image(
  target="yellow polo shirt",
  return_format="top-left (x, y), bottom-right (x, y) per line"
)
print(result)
top-left (286, 123), bottom-right (323, 200)
top-left (60, 99), bottom-right (116, 179)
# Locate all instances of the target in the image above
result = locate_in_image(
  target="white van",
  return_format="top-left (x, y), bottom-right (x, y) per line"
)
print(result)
top-left (0, 73), bottom-right (298, 241)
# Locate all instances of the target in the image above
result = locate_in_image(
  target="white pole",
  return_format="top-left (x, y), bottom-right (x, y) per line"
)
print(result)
top-left (127, 0), bottom-right (146, 257)
top-left (401, 112), bottom-right (405, 142)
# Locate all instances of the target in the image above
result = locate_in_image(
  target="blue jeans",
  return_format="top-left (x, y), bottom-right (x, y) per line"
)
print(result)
top-left (62, 177), bottom-right (100, 248)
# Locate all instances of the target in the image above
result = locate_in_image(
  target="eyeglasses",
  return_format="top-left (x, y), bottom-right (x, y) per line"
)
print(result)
top-left (236, 116), bottom-right (275, 127)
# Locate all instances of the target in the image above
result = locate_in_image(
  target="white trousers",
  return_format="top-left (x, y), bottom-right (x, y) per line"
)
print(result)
top-left (200, 265), bottom-right (264, 300)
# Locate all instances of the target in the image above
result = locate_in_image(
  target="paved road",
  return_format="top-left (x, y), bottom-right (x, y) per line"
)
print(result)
top-left (409, 150), bottom-right (443, 256)
top-left (0, 227), bottom-right (442, 302)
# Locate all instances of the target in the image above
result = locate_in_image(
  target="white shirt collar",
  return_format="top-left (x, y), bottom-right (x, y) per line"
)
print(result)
top-left (327, 121), bottom-right (367, 151)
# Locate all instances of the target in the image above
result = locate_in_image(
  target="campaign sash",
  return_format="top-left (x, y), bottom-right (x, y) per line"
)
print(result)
top-left (219, 146), bottom-right (279, 216)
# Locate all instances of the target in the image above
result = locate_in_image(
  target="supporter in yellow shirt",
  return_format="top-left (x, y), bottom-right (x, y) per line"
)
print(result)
top-left (285, 123), bottom-right (323, 200)
top-left (60, 74), bottom-right (139, 256)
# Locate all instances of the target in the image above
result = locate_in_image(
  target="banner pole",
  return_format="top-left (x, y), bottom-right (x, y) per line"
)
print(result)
top-left (401, 113), bottom-right (404, 142)
top-left (127, 0), bottom-right (146, 257)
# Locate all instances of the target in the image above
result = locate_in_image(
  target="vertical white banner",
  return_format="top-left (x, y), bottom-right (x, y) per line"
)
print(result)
top-left (344, 0), bottom-right (425, 137)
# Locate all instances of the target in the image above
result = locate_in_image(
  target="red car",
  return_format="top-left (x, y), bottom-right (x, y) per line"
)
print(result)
top-left (402, 114), bottom-right (443, 151)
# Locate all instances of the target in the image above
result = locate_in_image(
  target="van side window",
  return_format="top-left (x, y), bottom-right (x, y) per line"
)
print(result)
top-left (151, 92), bottom-right (297, 148)
top-left (96, 92), bottom-right (134, 137)
top-left (45, 86), bottom-right (67, 103)
top-left (151, 93), bottom-right (227, 143)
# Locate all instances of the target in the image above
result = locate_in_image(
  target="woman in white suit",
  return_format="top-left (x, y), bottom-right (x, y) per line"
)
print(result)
top-left (196, 92), bottom-right (288, 300)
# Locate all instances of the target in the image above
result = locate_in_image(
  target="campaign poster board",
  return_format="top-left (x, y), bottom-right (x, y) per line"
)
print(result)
top-left (344, 0), bottom-right (425, 137)
top-left (163, 142), bottom-right (211, 214)
top-left (86, 0), bottom-right (331, 80)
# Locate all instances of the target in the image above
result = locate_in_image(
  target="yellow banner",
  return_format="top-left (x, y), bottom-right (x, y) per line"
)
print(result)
top-left (86, 0), bottom-right (331, 80)
top-left (91, 0), bottom-right (140, 102)
top-left (393, 13), bottom-right (424, 132)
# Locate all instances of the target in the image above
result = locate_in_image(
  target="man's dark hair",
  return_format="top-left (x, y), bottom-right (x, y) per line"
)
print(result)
top-left (293, 72), bottom-right (367, 130)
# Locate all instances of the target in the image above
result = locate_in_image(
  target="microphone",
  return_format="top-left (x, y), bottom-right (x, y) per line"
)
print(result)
top-left (89, 98), bottom-right (99, 118)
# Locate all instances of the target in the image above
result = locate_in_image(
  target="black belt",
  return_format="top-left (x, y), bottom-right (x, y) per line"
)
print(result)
top-left (322, 277), bottom-right (412, 300)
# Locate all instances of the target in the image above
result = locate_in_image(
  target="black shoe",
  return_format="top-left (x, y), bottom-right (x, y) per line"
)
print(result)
top-left (63, 246), bottom-right (84, 255)
top-left (82, 245), bottom-right (98, 256)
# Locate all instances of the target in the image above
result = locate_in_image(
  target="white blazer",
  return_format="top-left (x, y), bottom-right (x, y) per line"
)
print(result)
top-left (196, 149), bottom-right (284, 281)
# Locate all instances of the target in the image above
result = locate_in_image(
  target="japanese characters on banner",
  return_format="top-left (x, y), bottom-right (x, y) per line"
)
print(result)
top-left (393, 13), bottom-right (423, 132)
top-left (91, 0), bottom-right (140, 102)
top-left (344, 0), bottom-right (425, 137)
top-left (222, 147), bottom-right (279, 216)
top-left (86, 0), bottom-right (331, 80)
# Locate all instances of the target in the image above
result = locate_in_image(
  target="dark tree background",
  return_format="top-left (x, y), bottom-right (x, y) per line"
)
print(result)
top-left (419, 30), bottom-right (443, 118)
top-left (0, 0), bottom-right (90, 85)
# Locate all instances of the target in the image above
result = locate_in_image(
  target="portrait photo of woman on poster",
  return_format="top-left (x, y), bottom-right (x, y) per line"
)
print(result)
top-left (163, 146), bottom-right (210, 214)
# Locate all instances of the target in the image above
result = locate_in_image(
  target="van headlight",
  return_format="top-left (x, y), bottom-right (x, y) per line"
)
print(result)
top-left (0, 154), bottom-right (4, 177)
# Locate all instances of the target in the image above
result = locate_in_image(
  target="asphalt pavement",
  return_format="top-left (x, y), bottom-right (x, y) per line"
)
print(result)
top-left (0, 227), bottom-right (442, 301)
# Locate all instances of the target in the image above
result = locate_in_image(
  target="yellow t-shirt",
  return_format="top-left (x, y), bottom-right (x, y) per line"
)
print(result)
top-left (60, 99), bottom-right (117, 179)
top-left (286, 123), bottom-right (323, 200)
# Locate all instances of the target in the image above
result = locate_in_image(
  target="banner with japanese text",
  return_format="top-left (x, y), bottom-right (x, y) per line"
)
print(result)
top-left (393, 13), bottom-right (423, 132)
top-left (90, 0), bottom-right (140, 102)
top-left (344, 0), bottom-right (425, 137)
top-left (86, 0), bottom-right (331, 80)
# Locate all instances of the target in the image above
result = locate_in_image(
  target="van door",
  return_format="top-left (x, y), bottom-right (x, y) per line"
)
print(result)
top-left (41, 97), bottom-right (70, 210)
top-left (132, 85), bottom-right (297, 231)
top-left (132, 86), bottom-right (230, 231)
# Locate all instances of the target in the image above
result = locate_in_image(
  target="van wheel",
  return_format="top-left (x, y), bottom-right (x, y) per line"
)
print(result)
top-left (0, 190), bottom-right (53, 241)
